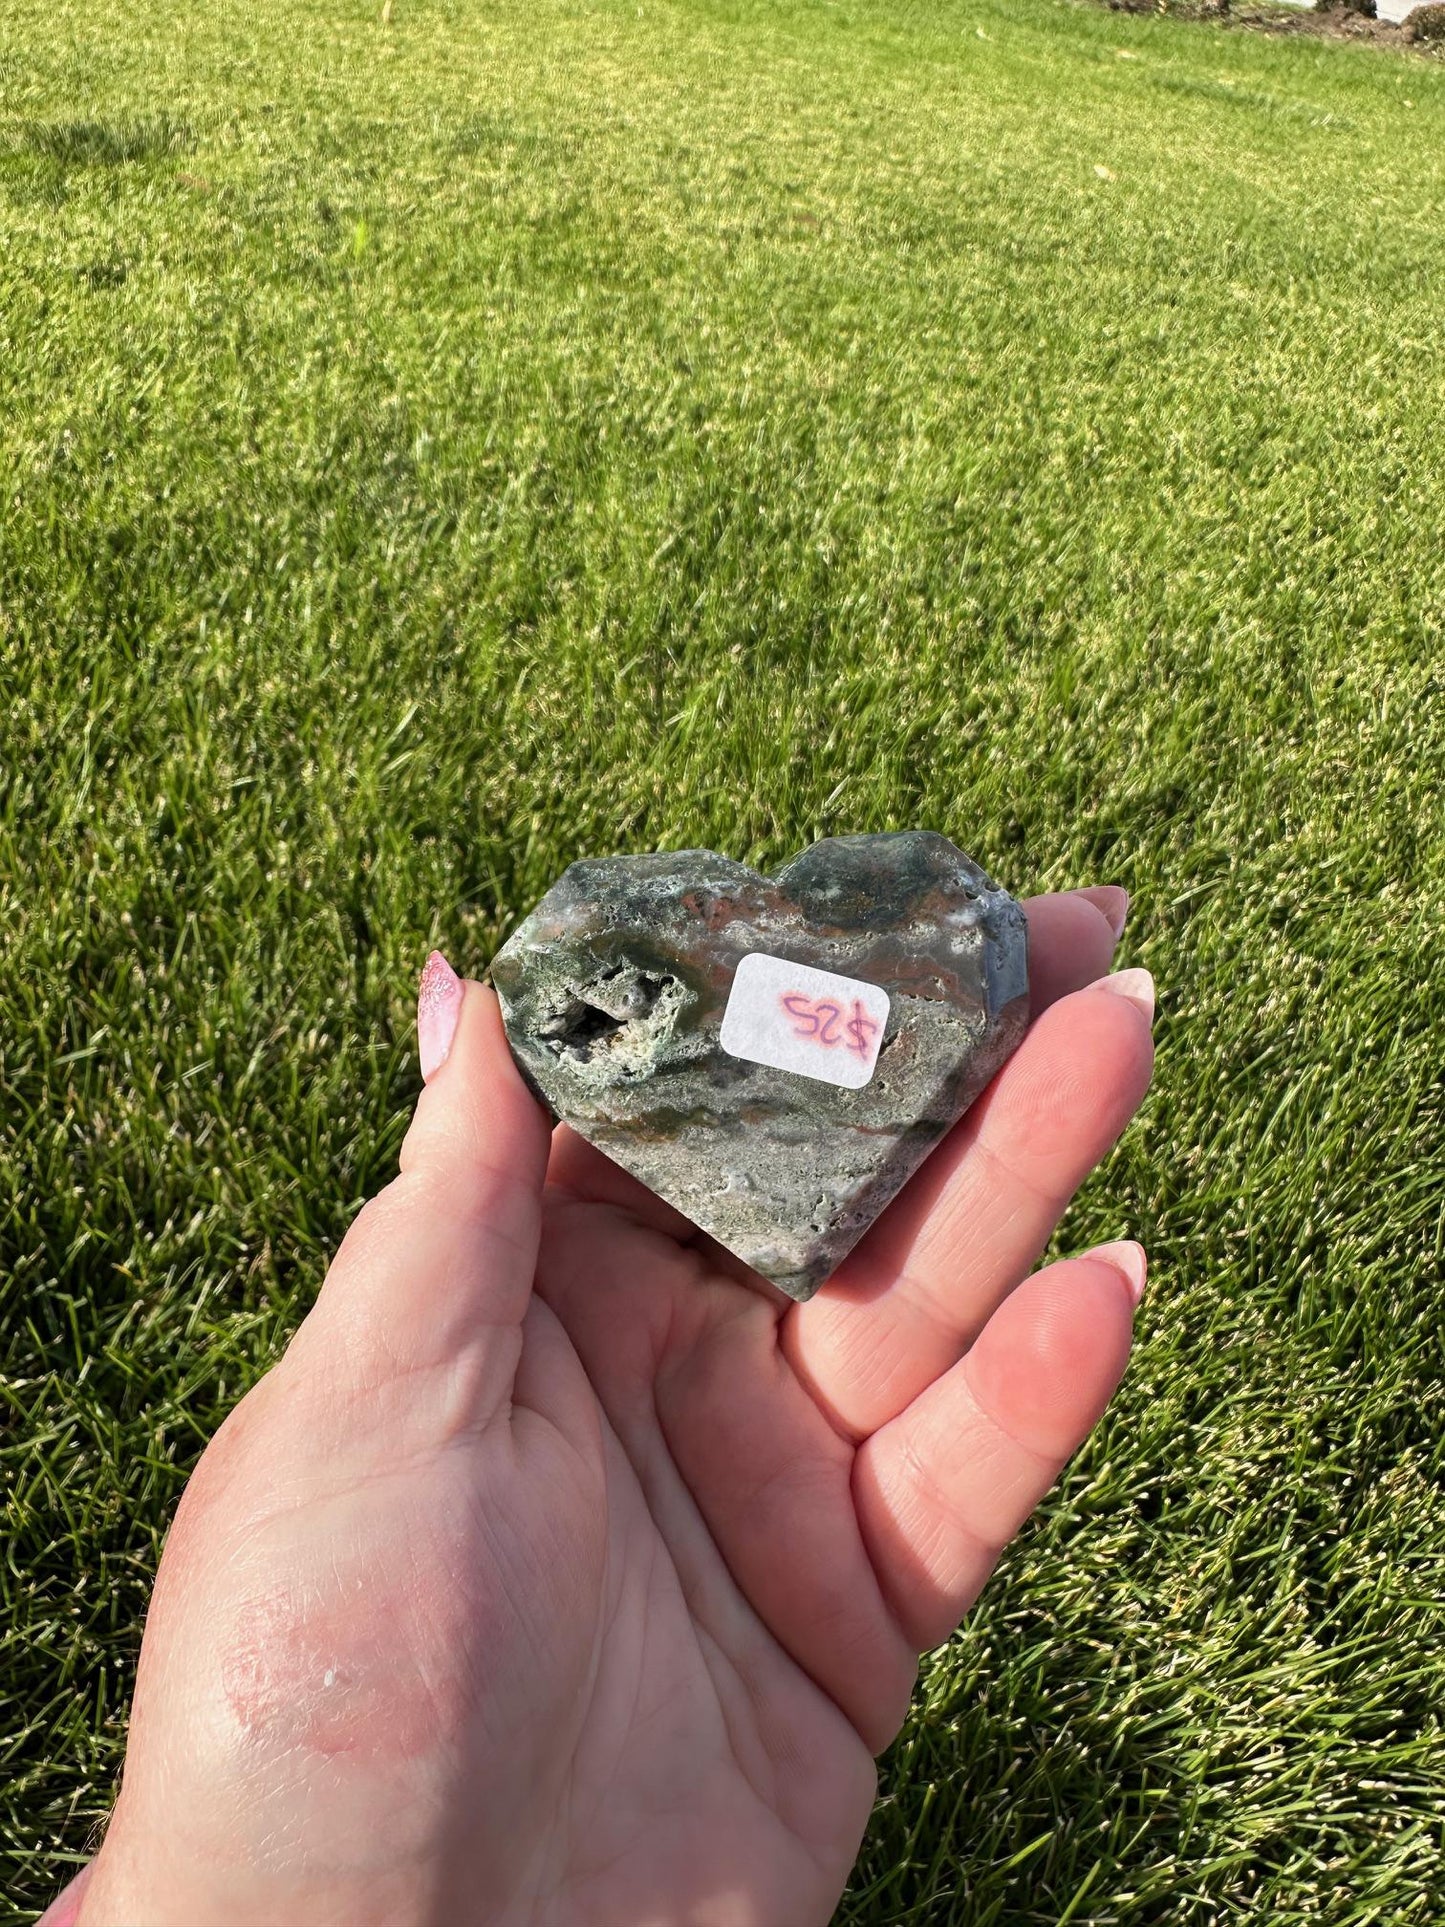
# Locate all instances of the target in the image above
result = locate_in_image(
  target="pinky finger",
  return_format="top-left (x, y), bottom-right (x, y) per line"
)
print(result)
top-left (853, 1244), bottom-right (1143, 1653)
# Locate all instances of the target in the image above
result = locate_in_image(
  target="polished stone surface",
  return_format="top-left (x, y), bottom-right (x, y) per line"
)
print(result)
top-left (491, 832), bottom-right (1029, 1300)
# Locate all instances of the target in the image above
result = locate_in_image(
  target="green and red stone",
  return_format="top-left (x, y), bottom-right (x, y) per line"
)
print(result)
top-left (491, 832), bottom-right (1029, 1301)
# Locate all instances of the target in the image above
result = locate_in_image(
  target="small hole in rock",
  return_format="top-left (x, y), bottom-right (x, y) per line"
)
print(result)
top-left (548, 968), bottom-right (680, 1057)
top-left (560, 1003), bottom-right (627, 1048)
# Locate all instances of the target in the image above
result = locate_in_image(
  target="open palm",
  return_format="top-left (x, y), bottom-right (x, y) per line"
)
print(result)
top-left (72, 889), bottom-right (1153, 1927)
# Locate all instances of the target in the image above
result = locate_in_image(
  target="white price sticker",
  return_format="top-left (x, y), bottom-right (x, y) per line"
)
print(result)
top-left (719, 953), bottom-right (891, 1090)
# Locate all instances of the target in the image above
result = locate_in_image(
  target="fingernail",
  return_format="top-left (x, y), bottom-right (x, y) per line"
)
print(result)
top-left (1077, 885), bottom-right (1129, 939)
top-left (418, 950), bottom-right (464, 1082)
top-left (1095, 965), bottom-right (1154, 1021)
top-left (1091, 1239), bottom-right (1148, 1306)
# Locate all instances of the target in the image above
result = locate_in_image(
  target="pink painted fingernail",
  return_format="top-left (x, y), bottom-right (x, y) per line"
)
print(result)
top-left (1078, 885), bottom-right (1129, 939)
top-left (418, 951), bottom-right (464, 1082)
top-left (1092, 1239), bottom-right (1148, 1306)
top-left (1095, 965), bottom-right (1154, 1021)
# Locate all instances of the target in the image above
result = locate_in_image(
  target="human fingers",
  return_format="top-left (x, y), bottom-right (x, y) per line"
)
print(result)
top-left (292, 957), bottom-right (553, 1416)
top-left (36, 1865), bottom-right (92, 1927)
top-left (853, 1244), bottom-right (1141, 1652)
top-left (785, 970), bottom-right (1154, 1438)
top-left (1022, 885), bottom-right (1128, 1010)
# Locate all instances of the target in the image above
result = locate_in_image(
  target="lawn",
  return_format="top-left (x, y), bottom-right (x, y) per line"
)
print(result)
top-left (2, 0), bottom-right (1443, 1919)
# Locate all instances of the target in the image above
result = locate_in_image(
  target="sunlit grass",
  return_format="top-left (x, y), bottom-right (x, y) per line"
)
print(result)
top-left (2, 1), bottom-right (1443, 1919)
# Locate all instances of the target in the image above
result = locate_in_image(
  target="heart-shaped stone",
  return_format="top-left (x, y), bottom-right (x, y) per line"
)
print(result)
top-left (491, 832), bottom-right (1029, 1300)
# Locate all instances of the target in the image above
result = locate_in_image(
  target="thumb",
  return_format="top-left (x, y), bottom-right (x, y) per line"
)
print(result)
top-left (297, 954), bottom-right (553, 1405)
top-left (37, 1864), bottom-right (93, 1927)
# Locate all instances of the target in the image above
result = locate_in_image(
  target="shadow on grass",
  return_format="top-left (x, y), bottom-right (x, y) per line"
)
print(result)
top-left (14, 114), bottom-right (193, 166)
top-left (451, 111), bottom-right (553, 158)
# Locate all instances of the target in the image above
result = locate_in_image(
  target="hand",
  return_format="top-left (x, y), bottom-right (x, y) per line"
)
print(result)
top-left (58, 887), bottom-right (1153, 1927)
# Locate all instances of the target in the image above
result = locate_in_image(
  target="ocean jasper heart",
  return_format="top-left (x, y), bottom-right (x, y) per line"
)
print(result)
top-left (490, 831), bottom-right (1029, 1301)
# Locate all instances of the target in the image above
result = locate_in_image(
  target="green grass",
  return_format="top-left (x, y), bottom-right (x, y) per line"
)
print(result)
top-left (2, 0), bottom-right (1443, 1918)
